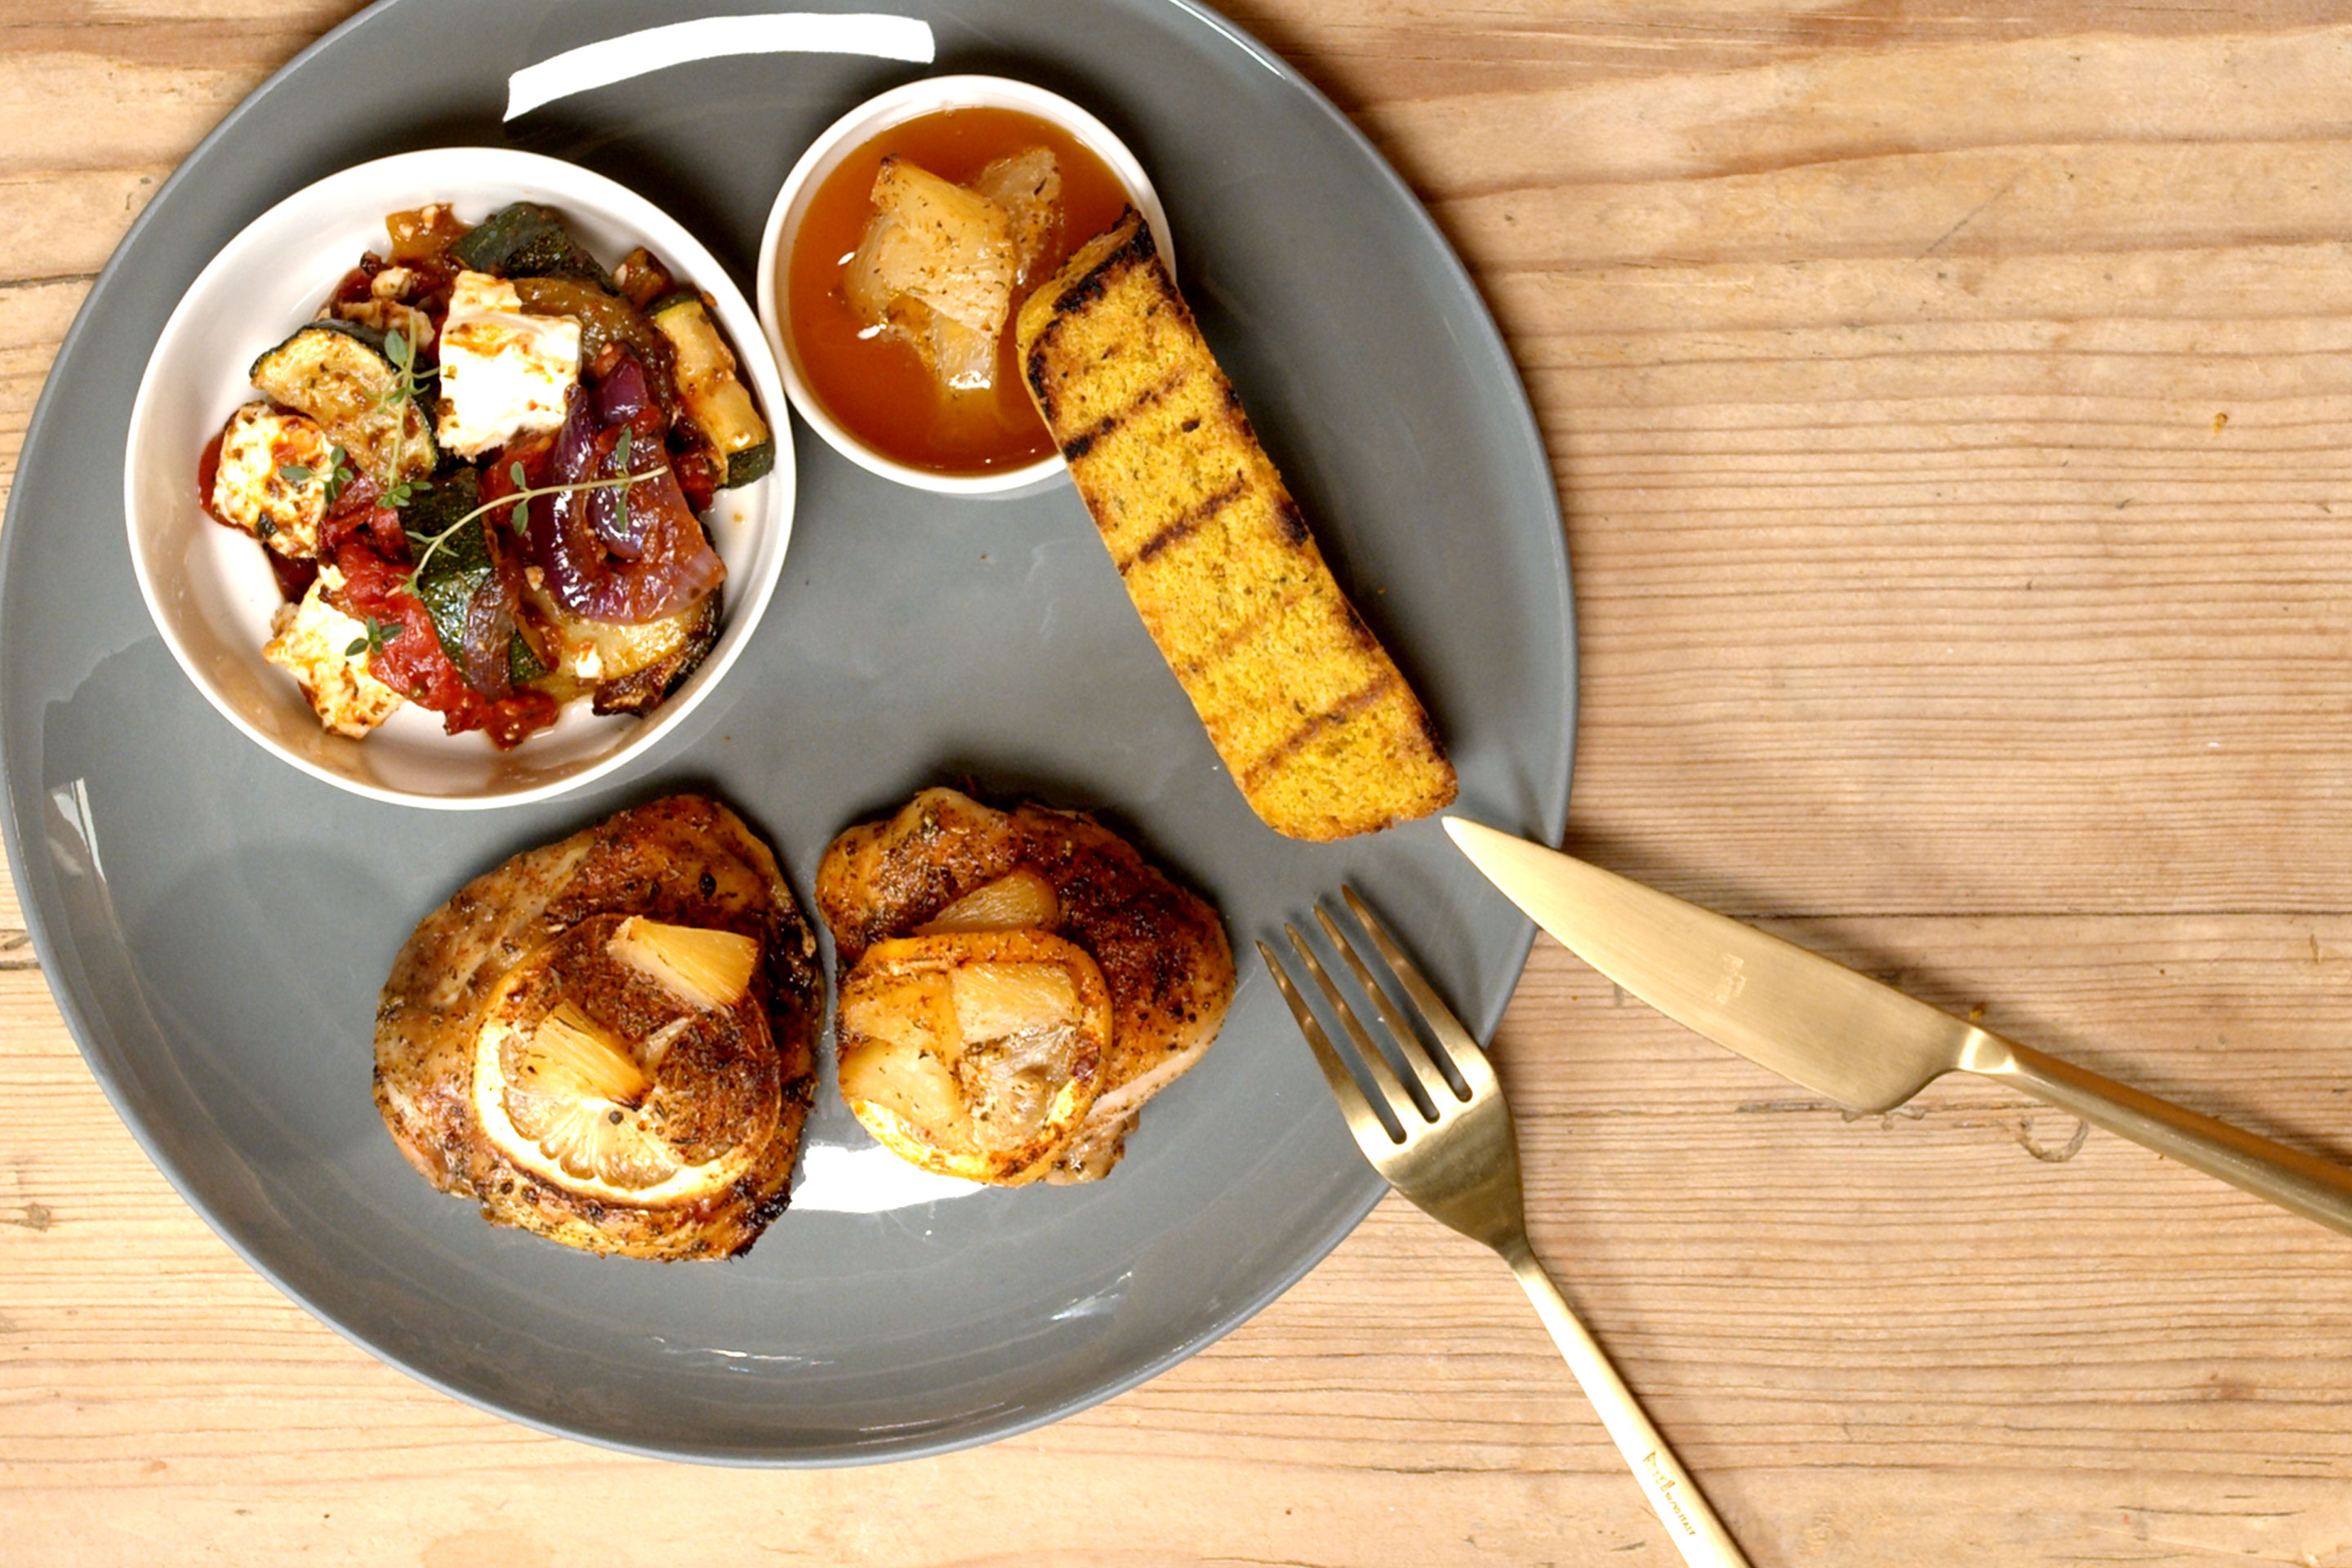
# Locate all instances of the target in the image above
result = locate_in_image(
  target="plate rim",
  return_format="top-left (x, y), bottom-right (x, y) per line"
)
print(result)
top-left (0, 0), bottom-right (1575, 1465)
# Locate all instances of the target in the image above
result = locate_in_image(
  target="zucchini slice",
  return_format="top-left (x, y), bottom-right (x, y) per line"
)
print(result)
top-left (249, 321), bottom-right (436, 491)
top-left (449, 202), bottom-right (614, 290)
top-left (400, 470), bottom-right (496, 675)
top-left (586, 592), bottom-right (721, 716)
top-left (650, 292), bottom-right (775, 489)
top-left (401, 472), bottom-right (550, 693)
top-left (520, 584), bottom-right (722, 715)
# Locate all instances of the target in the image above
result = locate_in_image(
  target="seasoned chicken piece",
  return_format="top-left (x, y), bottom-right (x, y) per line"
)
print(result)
top-left (817, 786), bottom-right (1232, 1182)
top-left (374, 795), bottom-right (820, 1259)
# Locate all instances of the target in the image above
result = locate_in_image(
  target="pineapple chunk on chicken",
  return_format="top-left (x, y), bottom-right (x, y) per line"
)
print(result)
top-left (608, 916), bottom-right (759, 1012)
top-left (916, 867), bottom-right (1059, 933)
top-left (836, 929), bottom-right (1111, 1185)
top-left (817, 787), bottom-right (1232, 1183)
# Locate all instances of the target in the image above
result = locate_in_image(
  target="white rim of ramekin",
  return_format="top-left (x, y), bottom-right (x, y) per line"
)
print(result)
top-left (755, 74), bottom-right (1171, 498)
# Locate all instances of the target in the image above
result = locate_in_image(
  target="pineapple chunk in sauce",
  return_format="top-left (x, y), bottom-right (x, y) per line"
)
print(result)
top-left (841, 150), bottom-right (1060, 394)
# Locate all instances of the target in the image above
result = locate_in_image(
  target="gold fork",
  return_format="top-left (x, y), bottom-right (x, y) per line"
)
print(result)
top-left (1260, 889), bottom-right (1752, 1568)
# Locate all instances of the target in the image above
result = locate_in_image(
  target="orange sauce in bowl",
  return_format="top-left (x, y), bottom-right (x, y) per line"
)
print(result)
top-left (784, 106), bottom-right (1138, 476)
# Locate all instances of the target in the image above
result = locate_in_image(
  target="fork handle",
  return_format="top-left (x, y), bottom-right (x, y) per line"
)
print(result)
top-left (1504, 1241), bottom-right (1754, 1568)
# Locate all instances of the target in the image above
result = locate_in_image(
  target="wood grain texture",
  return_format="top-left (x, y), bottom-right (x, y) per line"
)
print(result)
top-left (8, 2), bottom-right (2352, 1564)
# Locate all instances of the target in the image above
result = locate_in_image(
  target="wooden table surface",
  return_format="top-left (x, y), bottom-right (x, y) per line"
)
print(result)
top-left (10, 2), bottom-right (2352, 1562)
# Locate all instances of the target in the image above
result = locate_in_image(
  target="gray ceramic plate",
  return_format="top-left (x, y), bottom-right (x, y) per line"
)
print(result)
top-left (0, 0), bottom-right (1572, 1463)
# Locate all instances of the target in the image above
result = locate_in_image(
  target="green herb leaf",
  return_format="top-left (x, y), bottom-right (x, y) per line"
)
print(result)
top-left (277, 463), bottom-right (314, 485)
top-left (322, 445), bottom-right (353, 508)
top-left (344, 617), bottom-right (404, 660)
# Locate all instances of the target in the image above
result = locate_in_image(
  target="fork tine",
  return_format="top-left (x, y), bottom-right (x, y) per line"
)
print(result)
top-left (1280, 922), bottom-right (1427, 1129)
top-left (1256, 938), bottom-right (1401, 1153)
top-left (1315, 905), bottom-right (1460, 1111)
top-left (1286, 902), bottom-right (1750, 1567)
top-left (1340, 886), bottom-right (1497, 1098)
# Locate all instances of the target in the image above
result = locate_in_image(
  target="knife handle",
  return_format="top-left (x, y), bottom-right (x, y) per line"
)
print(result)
top-left (1969, 1036), bottom-right (2352, 1237)
top-left (1504, 1241), bottom-right (1755, 1567)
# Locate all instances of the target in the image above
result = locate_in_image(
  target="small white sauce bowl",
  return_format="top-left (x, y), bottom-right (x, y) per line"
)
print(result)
top-left (124, 147), bottom-right (795, 808)
top-left (755, 74), bottom-right (1170, 497)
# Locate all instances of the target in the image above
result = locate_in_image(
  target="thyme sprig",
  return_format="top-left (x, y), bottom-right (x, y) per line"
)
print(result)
top-left (378, 329), bottom-right (439, 509)
top-left (399, 428), bottom-right (663, 592)
top-left (382, 327), bottom-right (438, 403)
top-left (344, 616), bottom-right (404, 661)
top-left (278, 443), bottom-right (354, 507)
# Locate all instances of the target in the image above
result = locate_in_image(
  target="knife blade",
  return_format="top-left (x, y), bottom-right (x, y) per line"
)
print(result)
top-left (1444, 817), bottom-right (2352, 1240)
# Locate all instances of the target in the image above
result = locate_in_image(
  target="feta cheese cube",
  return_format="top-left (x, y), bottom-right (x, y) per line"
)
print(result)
top-left (263, 573), bottom-right (405, 737)
top-left (434, 270), bottom-right (581, 458)
top-left (212, 402), bottom-right (334, 559)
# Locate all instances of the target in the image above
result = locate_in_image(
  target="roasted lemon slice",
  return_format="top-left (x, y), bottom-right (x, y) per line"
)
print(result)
top-left (836, 929), bottom-right (1110, 1184)
top-left (469, 924), bottom-right (776, 1209)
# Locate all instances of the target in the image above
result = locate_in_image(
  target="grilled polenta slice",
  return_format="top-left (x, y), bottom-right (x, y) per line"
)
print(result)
top-left (1017, 209), bottom-right (1456, 840)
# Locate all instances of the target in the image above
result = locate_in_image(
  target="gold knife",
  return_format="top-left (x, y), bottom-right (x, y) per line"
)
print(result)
top-left (1445, 817), bottom-right (2352, 1239)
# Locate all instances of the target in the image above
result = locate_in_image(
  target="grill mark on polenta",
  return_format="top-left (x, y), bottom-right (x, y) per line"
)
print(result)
top-left (1417, 706), bottom-right (1448, 754)
top-left (1334, 593), bottom-right (1383, 648)
top-left (1119, 474), bottom-right (1245, 572)
top-left (1013, 207), bottom-right (1457, 838)
top-left (1059, 368), bottom-right (1191, 463)
top-left (1237, 672), bottom-right (1404, 791)
top-left (1040, 207), bottom-right (1157, 319)
top-left (1024, 341), bottom-right (1062, 424)
top-left (1169, 583), bottom-right (1310, 681)
top-left (1273, 496), bottom-right (1313, 549)
top-left (1022, 219), bottom-right (1156, 421)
